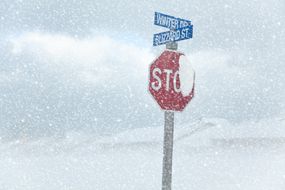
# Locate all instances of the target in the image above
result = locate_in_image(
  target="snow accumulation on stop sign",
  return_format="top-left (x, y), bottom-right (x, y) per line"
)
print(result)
top-left (179, 55), bottom-right (195, 97)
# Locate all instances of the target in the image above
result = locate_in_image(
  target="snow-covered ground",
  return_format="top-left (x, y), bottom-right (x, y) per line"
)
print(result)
top-left (0, 0), bottom-right (284, 189)
top-left (1, 117), bottom-right (285, 190)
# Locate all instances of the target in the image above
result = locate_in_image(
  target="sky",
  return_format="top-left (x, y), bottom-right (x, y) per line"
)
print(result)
top-left (0, 0), bottom-right (285, 140)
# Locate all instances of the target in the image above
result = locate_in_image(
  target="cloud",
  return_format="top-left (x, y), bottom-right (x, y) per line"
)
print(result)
top-left (1, 30), bottom-right (284, 140)
top-left (0, 32), bottom-right (158, 139)
top-left (10, 32), bottom-right (154, 86)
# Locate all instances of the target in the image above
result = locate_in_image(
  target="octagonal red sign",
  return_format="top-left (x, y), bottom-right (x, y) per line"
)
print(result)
top-left (148, 50), bottom-right (195, 111)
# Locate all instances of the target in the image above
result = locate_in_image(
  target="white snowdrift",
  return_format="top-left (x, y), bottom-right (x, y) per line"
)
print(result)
top-left (1, 117), bottom-right (285, 190)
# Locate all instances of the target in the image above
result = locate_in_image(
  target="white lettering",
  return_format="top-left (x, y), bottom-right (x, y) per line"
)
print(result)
top-left (175, 30), bottom-right (180, 40)
top-left (156, 13), bottom-right (179, 29)
top-left (173, 71), bottom-right (181, 92)
top-left (164, 69), bottom-right (172, 91)
top-left (179, 21), bottom-right (189, 28)
top-left (151, 68), bottom-right (182, 93)
top-left (154, 35), bottom-right (159, 46)
top-left (151, 68), bottom-right (162, 91)
top-left (184, 28), bottom-right (190, 37)
top-left (171, 19), bottom-right (179, 29)
top-left (181, 29), bottom-right (185, 39)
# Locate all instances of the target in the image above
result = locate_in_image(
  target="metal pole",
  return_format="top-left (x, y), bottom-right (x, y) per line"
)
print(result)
top-left (162, 111), bottom-right (175, 190)
top-left (162, 41), bottom-right (177, 190)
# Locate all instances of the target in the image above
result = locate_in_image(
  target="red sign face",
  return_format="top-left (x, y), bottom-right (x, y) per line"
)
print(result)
top-left (149, 50), bottom-right (194, 111)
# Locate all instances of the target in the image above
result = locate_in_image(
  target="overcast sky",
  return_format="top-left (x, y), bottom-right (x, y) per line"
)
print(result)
top-left (0, 0), bottom-right (285, 140)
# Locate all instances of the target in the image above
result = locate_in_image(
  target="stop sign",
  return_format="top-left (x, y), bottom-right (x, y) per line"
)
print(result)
top-left (149, 50), bottom-right (195, 111)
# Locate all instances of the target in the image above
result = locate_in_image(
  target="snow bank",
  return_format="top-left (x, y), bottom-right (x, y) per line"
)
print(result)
top-left (1, 117), bottom-right (285, 190)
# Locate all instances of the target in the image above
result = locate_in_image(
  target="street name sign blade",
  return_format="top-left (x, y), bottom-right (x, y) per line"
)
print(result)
top-left (153, 25), bottom-right (193, 46)
top-left (149, 50), bottom-right (195, 111)
top-left (154, 12), bottom-right (192, 30)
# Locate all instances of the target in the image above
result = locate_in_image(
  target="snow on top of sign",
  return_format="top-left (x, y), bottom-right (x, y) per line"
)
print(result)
top-left (179, 55), bottom-right (194, 96)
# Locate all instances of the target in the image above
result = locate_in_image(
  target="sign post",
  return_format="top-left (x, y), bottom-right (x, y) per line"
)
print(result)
top-left (149, 12), bottom-right (195, 190)
top-left (162, 110), bottom-right (175, 190)
top-left (162, 41), bottom-right (177, 190)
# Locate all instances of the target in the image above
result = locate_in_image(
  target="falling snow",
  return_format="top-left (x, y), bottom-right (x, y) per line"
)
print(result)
top-left (0, 0), bottom-right (285, 189)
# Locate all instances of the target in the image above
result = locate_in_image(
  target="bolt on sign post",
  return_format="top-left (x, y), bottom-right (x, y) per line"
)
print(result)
top-left (149, 12), bottom-right (195, 190)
